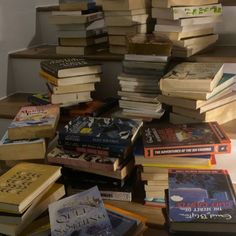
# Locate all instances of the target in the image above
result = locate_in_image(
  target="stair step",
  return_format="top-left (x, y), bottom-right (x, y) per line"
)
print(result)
top-left (9, 45), bottom-right (124, 61)
top-left (0, 93), bottom-right (31, 119)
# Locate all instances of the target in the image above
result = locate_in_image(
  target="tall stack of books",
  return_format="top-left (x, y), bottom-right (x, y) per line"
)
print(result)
top-left (152, 0), bottom-right (223, 57)
top-left (50, 0), bottom-right (108, 55)
top-left (39, 58), bottom-right (102, 106)
top-left (159, 62), bottom-right (236, 125)
top-left (47, 116), bottom-right (143, 202)
top-left (117, 34), bottom-right (172, 120)
top-left (134, 122), bottom-right (231, 207)
top-left (102, 0), bottom-right (150, 54)
top-left (166, 169), bottom-right (236, 234)
top-left (0, 104), bottom-right (60, 162)
top-left (0, 162), bottom-right (64, 235)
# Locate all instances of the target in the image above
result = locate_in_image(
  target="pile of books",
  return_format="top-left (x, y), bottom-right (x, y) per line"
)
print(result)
top-left (159, 62), bottom-right (236, 124)
top-left (102, 0), bottom-right (150, 54)
top-left (134, 122), bottom-right (231, 207)
top-left (50, 0), bottom-right (108, 55)
top-left (0, 162), bottom-right (64, 235)
top-left (47, 116), bottom-right (143, 202)
top-left (166, 168), bottom-right (236, 234)
top-left (39, 58), bottom-right (102, 106)
top-left (152, 0), bottom-right (222, 57)
top-left (0, 104), bottom-right (60, 162)
top-left (117, 34), bottom-right (172, 120)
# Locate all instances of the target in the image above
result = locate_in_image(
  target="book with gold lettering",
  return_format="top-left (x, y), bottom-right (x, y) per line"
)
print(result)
top-left (0, 163), bottom-right (61, 214)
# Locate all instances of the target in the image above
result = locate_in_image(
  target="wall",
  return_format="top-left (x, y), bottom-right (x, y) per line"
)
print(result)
top-left (0, 0), bottom-right (58, 100)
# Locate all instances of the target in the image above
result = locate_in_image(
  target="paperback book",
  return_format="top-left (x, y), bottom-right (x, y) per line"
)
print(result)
top-left (143, 122), bottom-right (231, 158)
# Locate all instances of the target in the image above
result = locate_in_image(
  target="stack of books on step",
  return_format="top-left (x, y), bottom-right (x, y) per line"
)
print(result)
top-left (134, 122), bottom-right (231, 207)
top-left (159, 62), bottom-right (236, 125)
top-left (47, 116), bottom-right (143, 202)
top-left (0, 162), bottom-right (64, 236)
top-left (50, 0), bottom-right (108, 55)
top-left (117, 34), bottom-right (171, 120)
top-left (102, 0), bottom-right (150, 54)
top-left (40, 58), bottom-right (102, 106)
top-left (152, 0), bottom-right (222, 57)
top-left (0, 104), bottom-right (60, 162)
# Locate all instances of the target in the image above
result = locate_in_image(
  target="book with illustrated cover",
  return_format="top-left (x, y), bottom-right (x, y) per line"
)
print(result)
top-left (47, 146), bottom-right (119, 172)
top-left (40, 58), bottom-right (101, 78)
top-left (168, 169), bottom-right (236, 233)
top-left (0, 131), bottom-right (46, 160)
top-left (8, 104), bottom-right (60, 140)
top-left (59, 116), bottom-right (143, 146)
top-left (160, 62), bottom-right (224, 92)
top-left (143, 122), bottom-right (231, 158)
top-left (0, 163), bottom-right (61, 214)
top-left (27, 93), bottom-right (50, 105)
top-left (49, 186), bottom-right (113, 236)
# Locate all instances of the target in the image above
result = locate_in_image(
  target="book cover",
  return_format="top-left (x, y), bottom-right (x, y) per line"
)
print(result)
top-left (47, 146), bottom-right (119, 171)
top-left (40, 58), bottom-right (101, 78)
top-left (160, 62), bottom-right (224, 92)
top-left (168, 169), bottom-right (236, 225)
top-left (0, 163), bottom-right (61, 213)
top-left (49, 186), bottom-right (113, 236)
top-left (8, 104), bottom-right (60, 140)
top-left (28, 93), bottom-right (50, 105)
top-left (143, 122), bottom-right (231, 158)
top-left (0, 131), bottom-right (46, 160)
top-left (59, 116), bottom-right (143, 146)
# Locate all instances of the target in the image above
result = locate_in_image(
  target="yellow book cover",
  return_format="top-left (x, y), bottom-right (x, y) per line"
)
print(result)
top-left (8, 104), bottom-right (60, 140)
top-left (0, 163), bottom-right (61, 214)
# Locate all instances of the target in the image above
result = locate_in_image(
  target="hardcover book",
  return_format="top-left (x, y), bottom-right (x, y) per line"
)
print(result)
top-left (49, 186), bottom-right (113, 236)
top-left (0, 131), bottom-right (46, 160)
top-left (40, 58), bottom-right (101, 78)
top-left (160, 62), bottom-right (224, 92)
top-left (8, 104), bottom-right (60, 140)
top-left (168, 169), bottom-right (236, 233)
top-left (0, 163), bottom-right (61, 214)
top-left (59, 116), bottom-right (143, 146)
top-left (143, 122), bottom-right (231, 158)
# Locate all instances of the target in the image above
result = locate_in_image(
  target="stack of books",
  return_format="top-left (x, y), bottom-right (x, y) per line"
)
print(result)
top-left (48, 186), bottom-right (146, 235)
top-left (117, 34), bottom-right (172, 120)
top-left (0, 162), bottom-right (64, 235)
top-left (166, 169), bottom-right (236, 234)
top-left (39, 58), bottom-right (102, 106)
top-left (134, 122), bottom-right (231, 207)
top-left (102, 0), bottom-right (150, 54)
top-left (152, 0), bottom-right (223, 57)
top-left (50, 0), bottom-right (108, 55)
top-left (159, 62), bottom-right (236, 125)
top-left (0, 104), bottom-right (60, 162)
top-left (47, 116), bottom-right (143, 202)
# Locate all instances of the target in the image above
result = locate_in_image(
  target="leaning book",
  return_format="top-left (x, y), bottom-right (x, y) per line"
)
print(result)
top-left (143, 122), bottom-right (231, 158)
top-left (168, 169), bottom-right (236, 233)
top-left (49, 186), bottom-right (113, 236)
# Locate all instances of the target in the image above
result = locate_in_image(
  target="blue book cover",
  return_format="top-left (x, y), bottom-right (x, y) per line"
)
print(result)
top-left (59, 117), bottom-right (143, 146)
top-left (168, 169), bottom-right (236, 224)
top-left (49, 186), bottom-right (113, 236)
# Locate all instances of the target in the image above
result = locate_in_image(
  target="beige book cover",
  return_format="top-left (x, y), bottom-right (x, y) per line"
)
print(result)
top-left (0, 163), bottom-right (61, 213)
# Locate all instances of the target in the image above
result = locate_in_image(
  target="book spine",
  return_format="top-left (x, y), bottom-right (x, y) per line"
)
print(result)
top-left (58, 140), bottom-right (127, 158)
top-left (87, 11), bottom-right (103, 23)
top-left (100, 190), bottom-right (132, 202)
top-left (144, 144), bottom-right (218, 158)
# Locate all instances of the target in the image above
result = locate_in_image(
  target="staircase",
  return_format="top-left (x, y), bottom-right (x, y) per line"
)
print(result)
top-left (1, 2), bottom-right (236, 137)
